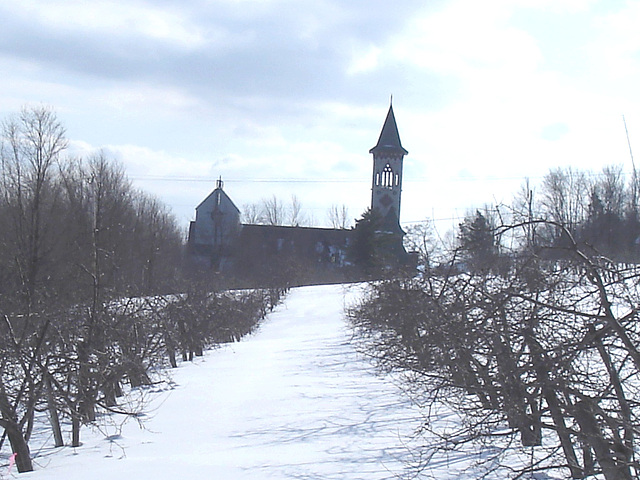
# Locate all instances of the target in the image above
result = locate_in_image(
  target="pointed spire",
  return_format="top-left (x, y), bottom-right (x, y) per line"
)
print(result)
top-left (369, 102), bottom-right (408, 155)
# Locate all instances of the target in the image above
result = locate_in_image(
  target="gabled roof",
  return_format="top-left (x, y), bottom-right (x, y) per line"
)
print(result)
top-left (196, 185), bottom-right (241, 214)
top-left (369, 104), bottom-right (408, 155)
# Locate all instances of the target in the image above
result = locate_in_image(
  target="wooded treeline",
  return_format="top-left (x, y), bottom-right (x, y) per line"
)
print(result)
top-left (351, 166), bottom-right (640, 479)
top-left (461, 165), bottom-right (640, 270)
top-left (0, 106), bottom-right (283, 472)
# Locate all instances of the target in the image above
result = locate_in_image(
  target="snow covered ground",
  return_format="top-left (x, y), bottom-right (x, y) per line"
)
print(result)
top-left (21, 284), bottom-right (428, 480)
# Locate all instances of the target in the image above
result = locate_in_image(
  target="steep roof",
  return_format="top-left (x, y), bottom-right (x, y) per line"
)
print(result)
top-left (195, 184), bottom-right (241, 214)
top-left (369, 104), bottom-right (408, 155)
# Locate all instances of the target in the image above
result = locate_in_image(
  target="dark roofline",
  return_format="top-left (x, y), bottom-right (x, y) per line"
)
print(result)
top-left (241, 224), bottom-right (351, 233)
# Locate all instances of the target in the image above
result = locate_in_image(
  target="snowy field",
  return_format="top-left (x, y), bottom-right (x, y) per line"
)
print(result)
top-left (21, 284), bottom-right (430, 480)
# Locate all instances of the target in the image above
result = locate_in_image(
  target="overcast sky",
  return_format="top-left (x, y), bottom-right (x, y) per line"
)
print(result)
top-left (2, 0), bottom-right (640, 234)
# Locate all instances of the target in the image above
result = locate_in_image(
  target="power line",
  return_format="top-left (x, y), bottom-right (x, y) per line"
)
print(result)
top-left (130, 169), bottom-right (640, 185)
top-left (129, 176), bottom-right (366, 183)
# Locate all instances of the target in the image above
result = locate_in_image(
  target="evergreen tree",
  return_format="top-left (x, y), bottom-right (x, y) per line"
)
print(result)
top-left (348, 208), bottom-right (383, 275)
top-left (458, 210), bottom-right (498, 272)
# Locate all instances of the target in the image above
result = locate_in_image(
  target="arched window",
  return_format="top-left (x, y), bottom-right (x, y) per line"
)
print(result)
top-left (382, 164), bottom-right (394, 188)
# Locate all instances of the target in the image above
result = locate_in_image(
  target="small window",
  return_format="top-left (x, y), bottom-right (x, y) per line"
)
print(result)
top-left (382, 164), bottom-right (394, 188)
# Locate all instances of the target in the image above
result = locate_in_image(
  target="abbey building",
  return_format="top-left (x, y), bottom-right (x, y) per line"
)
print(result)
top-left (187, 103), bottom-right (410, 282)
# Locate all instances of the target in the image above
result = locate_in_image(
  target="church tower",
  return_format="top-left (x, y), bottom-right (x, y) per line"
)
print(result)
top-left (370, 102), bottom-right (408, 233)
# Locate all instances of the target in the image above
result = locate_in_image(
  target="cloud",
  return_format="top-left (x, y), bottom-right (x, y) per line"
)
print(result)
top-left (541, 122), bottom-right (570, 141)
top-left (2, 0), bottom-right (207, 47)
top-left (0, 0), bottom-right (431, 106)
top-left (3, 0), bottom-right (640, 235)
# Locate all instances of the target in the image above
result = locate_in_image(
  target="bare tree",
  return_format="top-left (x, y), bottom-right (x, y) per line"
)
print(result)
top-left (351, 219), bottom-right (640, 480)
top-left (540, 166), bottom-right (590, 239)
top-left (0, 105), bottom-right (68, 473)
top-left (1, 105), bottom-right (68, 309)
top-left (403, 220), bottom-right (442, 270)
top-left (597, 164), bottom-right (626, 217)
top-left (244, 195), bottom-right (310, 227)
top-left (0, 107), bottom-right (275, 472)
top-left (241, 202), bottom-right (261, 224)
top-left (512, 177), bottom-right (538, 249)
top-left (260, 195), bottom-right (285, 225)
top-left (288, 194), bottom-right (304, 226)
top-left (327, 204), bottom-right (350, 229)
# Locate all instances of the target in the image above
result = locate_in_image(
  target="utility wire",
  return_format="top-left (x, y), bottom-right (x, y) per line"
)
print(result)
top-left (130, 169), bottom-right (640, 184)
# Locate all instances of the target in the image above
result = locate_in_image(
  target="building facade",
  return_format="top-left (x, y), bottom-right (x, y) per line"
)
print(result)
top-left (187, 103), bottom-right (409, 280)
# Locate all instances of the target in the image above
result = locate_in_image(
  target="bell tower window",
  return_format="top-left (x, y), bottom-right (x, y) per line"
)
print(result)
top-left (381, 163), bottom-right (394, 189)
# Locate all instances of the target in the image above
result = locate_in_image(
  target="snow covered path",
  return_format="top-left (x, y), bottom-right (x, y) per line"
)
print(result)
top-left (24, 284), bottom-right (424, 480)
